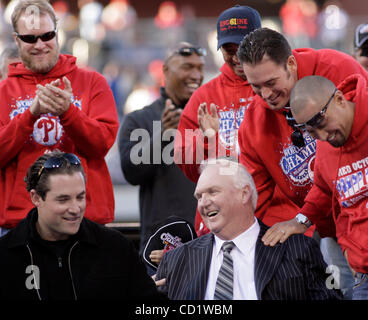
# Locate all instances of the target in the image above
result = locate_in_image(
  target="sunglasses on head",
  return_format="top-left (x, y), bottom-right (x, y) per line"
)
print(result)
top-left (175, 47), bottom-right (207, 57)
top-left (16, 30), bottom-right (56, 44)
top-left (36, 153), bottom-right (81, 186)
top-left (294, 88), bottom-right (337, 132)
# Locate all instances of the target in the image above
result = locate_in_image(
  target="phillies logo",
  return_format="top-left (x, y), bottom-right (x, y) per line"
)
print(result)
top-left (33, 115), bottom-right (63, 146)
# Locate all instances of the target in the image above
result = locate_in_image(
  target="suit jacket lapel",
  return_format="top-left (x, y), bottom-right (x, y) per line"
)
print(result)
top-left (185, 233), bottom-right (213, 300)
top-left (254, 220), bottom-right (286, 299)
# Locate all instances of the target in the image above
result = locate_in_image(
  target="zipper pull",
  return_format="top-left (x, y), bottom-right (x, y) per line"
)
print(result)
top-left (58, 257), bottom-right (62, 268)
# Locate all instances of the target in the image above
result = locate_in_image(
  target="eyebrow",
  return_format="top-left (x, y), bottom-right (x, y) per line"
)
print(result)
top-left (250, 76), bottom-right (278, 86)
top-left (55, 190), bottom-right (86, 199)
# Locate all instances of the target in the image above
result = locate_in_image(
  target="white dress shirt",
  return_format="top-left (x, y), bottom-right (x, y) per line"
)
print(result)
top-left (204, 218), bottom-right (260, 300)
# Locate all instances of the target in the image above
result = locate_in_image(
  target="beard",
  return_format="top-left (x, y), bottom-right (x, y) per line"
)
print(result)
top-left (21, 48), bottom-right (59, 74)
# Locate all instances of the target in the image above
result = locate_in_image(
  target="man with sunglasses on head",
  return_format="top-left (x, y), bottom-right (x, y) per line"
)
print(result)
top-left (118, 41), bottom-right (205, 273)
top-left (0, 151), bottom-right (163, 300)
top-left (174, 5), bottom-right (262, 237)
top-left (236, 28), bottom-right (368, 298)
top-left (285, 74), bottom-right (368, 299)
top-left (0, 0), bottom-right (118, 236)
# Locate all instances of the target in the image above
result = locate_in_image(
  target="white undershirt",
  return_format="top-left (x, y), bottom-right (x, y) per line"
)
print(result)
top-left (204, 218), bottom-right (259, 300)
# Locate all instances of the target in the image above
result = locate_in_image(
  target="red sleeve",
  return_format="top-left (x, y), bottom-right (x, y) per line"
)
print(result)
top-left (238, 119), bottom-right (275, 218)
top-left (301, 157), bottom-right (336, 238)
top-left (174, 93), bottom-right (219, 183)
top-left (59, 72), bottom-right (119, 158)
top-left (0, 108), bottom-right (37, 168)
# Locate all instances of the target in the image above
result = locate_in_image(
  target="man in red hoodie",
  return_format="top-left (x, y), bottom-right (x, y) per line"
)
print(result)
top-left (283, 74), bottom-right (368, 299)
top-left (174, 5), bottom-right (261, 236)
top-left (236, 27), bottom-right (368, 299)
top-left (0, 0), bottom-right (118, 235)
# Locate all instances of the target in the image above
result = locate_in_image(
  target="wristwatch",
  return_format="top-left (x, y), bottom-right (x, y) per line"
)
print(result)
top-left (295, 213), bottom-right (312, 228)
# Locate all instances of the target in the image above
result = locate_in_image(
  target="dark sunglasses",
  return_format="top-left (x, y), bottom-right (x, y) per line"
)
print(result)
top-left (16, 30), bottom-right (56, 44)
top-left (175, 47), bottom-right (207, 57)
top-left (284, 109), bottom-right (305, 148)
top-left (36, 153), bottom-right (81, 186)
top-left (294, 88), bottom-right (337, 131)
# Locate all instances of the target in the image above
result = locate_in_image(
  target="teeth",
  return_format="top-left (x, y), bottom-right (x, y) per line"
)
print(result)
top-left (187, 83), bottom-right (199, 89)
top-left (328, 132), bottom-right (336, 142)
top-left (207, 211), bottom-right (218, 217)
top-left (64, 217), bottom-right (79, 221)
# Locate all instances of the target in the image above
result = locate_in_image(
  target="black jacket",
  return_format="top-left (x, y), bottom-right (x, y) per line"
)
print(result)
top-left (118, 87), bottom-right (197, 252)
top-left (0, 208), bottom-right (164, 300)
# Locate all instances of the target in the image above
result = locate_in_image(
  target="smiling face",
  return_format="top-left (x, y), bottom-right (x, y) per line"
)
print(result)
top-left (293, 90), bottom-right (355, 148)
top-left (14, 12), bottom-right (59, 74)
top-left (220, 43), bottom-right (245, 79)
top-left (242, 54), bottom-right (298, 110)
top-left (194, 164), bottom-right (254, 240)
top-left (31, 172), bottom-right (86, 241)
top-left (164, 53), bottom-right (204, 106)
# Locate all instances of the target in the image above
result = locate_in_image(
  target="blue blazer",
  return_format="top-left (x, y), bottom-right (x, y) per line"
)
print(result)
top-left (156, 220), bottom-right (342, 300)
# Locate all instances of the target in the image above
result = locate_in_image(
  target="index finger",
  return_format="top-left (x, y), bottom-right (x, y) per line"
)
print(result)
top-left (155, 278), bottom-right (166, 287)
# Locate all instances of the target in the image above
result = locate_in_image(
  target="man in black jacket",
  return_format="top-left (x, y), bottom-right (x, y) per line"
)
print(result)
top-left (0, 151), bottom-right (163, 300)
top-left (118, 41), bottom-right (205, 271)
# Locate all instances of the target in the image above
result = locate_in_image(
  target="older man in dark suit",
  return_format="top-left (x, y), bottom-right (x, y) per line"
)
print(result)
top-left (156, 158), bottom-right (342, 300)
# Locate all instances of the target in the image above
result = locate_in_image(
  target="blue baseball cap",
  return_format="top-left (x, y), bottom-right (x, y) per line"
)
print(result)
top-left (217, 5), bottom-right (261, 49)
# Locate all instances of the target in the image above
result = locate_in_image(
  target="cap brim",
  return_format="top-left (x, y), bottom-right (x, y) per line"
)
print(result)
top-left (217, 35), bottom-right (245, 50)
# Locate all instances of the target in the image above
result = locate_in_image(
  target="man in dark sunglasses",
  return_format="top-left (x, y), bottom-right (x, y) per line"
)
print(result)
top-left (0, 0), bottom-right (118, 236)
top-left (286, 74), bottom-right (368, 300)
top-left (118, 41), bottom-right (204, 274)
top-left (0, 151), bottom-right (165, 300)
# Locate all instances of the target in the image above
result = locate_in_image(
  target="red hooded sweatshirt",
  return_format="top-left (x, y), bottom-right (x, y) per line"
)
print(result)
top-left (174, 63), bottom-right (256, 235)
top-left (238, 48), bottom-right (368, 232)
top-left (0, 54), bottom-right (119, 228)
top-left (301, 74), bottom-right (368, 273)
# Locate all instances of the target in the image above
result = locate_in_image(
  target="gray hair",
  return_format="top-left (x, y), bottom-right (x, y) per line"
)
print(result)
top-left (0, 44), bottom-right (19, 77)
top-left (199, 157), bottom-right (258, 210)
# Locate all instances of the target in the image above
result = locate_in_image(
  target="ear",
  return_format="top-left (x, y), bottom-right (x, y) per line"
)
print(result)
top-left (241, 185), bottom-right (252, 205)
top-left (30, 190), bottom-right (42, 207)
top-left (334, 90), bottom-right (345, 108)
top-left (13, 32), bottom-right (19, 45)
top-left (163, 62), bottom-right (169, 75)
top-left (286, 54), bottom-right (297, 74)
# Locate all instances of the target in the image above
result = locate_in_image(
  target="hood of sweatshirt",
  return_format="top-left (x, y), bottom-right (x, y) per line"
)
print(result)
top-left (338, 74), bottom-right (367, 150)
top-left (7, 54), bottom-right (78, 83)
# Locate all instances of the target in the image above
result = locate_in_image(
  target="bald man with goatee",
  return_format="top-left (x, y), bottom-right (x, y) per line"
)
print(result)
top-left (274, 74), bottom-right (368, 300)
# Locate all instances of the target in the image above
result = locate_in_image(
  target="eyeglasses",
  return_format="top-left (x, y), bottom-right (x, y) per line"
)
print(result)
top-left (15, 30), bottom-right (56, 44)
top-left (294, 88), bottom-right (337, 131)
top-left (175, 47), bottom-right (207, 57)
top-left (36, 153), bottom-right (81, 186)
top-left (284, 109), bottom-right (305, 148)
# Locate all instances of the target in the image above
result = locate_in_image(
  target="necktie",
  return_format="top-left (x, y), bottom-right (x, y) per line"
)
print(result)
top-left (214, 241), bottom-right (235, 300)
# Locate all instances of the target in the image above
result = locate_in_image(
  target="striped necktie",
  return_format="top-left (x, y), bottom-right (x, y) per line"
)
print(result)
top-left (214, 241), bottom-right (235, 300)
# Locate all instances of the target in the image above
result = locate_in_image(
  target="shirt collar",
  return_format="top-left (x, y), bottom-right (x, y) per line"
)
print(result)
top-left (214, 218), bottom-right (260, 256)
